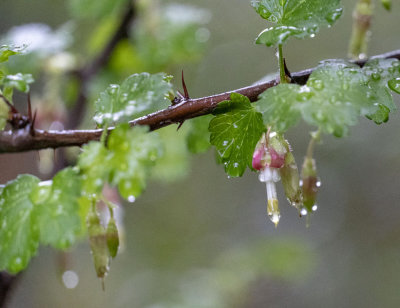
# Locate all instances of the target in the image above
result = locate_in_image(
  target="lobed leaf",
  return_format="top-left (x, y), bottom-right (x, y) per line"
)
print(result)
top-left (94, 73), bottom-right (172, 127)
top-left (255, 61), bottom-right (381, 137)
top-left (209, 93), bottom-right (265, 177)
top-left (251, 0), bottom-right (342, 46)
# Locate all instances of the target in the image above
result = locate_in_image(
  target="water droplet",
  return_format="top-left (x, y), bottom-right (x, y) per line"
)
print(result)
top-left (388, 78), bottom-right (400, 94)
top-left (62, 270), bottom-right (79, 289)
top-left (300, 208), bottom-right (308, 216)
top-left (316, 180), bottom-right (321, 188)
top-left (267, 198), bottom-right (280, 227)
top-left (312, 204), bottom-right (318, 212)
top-left (127, 195), bottom-right (135, 203)
top-left (371, 73), bottom-right (381, 81)
top-left (326, 8), bottom-right (343, 23)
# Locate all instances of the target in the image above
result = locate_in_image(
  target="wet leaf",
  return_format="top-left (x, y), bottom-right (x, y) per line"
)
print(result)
top-left (209, 93), bottom-right (265, 177)
top-left (30, 168), bottom-right (82, 249)
top-left (255, 61), bottom-right (380, 137)
top-left (78, 142), bottom-right (110, 195)
top-left (255, 83), bottom-right (301, 132)
top-left (362, 58), bottom-right (400, 123)
top-left (107, 124), bottom-right (161, 200)
top-left (94, 73), bottom-right (172, 127)
top-left (251, 0), bottom-right (342, 46)
top-left (0, 175), bottom-right (40, 273)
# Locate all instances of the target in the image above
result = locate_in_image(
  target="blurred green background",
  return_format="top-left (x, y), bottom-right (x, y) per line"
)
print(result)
top-left (1, 0), bottom-right (400, 307)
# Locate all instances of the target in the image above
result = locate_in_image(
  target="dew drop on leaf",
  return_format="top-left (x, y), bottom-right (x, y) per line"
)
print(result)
top-left (388, 78), bottom-right (400, 94)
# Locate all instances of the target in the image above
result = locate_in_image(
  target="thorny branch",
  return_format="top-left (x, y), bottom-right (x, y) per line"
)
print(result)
top-left (0, 49), bottom-right (399, 154)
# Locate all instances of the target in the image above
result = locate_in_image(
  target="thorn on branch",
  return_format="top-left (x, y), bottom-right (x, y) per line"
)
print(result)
top-left (284, 59), bottom-right (292, 82)
top-left (181, 70), bottom-right (190, 99)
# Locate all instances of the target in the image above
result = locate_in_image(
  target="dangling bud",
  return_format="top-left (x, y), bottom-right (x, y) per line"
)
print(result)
top-left (253, 132), bottom-right (287, 227)
top-left (301, 156), bottom-right (320, 213)
top-left (106, 216), bottom-right (119, 259)
top-left (87, 209), bottom-right (109, 288)
top-left (279, 139), bottom-right (302, 208)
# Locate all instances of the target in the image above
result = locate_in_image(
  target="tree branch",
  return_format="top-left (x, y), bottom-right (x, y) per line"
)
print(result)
top-left (1, 49), bottom-right (400, 154)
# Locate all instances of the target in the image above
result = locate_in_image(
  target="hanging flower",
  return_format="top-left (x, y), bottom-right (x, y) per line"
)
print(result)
top-left (252, 132), bottom-right (287, 226)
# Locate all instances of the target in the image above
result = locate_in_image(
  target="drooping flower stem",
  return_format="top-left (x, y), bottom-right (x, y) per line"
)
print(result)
top-left (278, 44), bottom-right (287, 84)
top-left (306, 130), bottom-right (321, 159)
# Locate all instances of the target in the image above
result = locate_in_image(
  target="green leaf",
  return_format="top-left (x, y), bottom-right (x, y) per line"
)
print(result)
top-left (186, 115), bottom-right (212, 154)
top-left (301, 61), bottom-right (375, 136)
top-left (209, 93), bottom-right (265, 177)
top-left (78, 142), bottom-right (110, 195)
top-left (30, 168), bottom-right (82, 249)
top-left (362, 58), bottom-right (400, 123)
top-left (251, 0), bottom-right (342, 46)
top-left (0, 175), bottom-right (40, 273)
top-left (3, 73), bottom-right (34, 93)
top-left (0, 45), bottom-right (23, 63)
top-left (255, 83), bottom-right (301, 132)
top-left (94, 73), bottom-right (172, 127)
top-left (107, 124), bottom-right (161, 200)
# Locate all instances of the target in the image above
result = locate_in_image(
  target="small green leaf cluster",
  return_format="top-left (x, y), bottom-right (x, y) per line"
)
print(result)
top-left (79, 124), bottom-right (161, 200)
top-left (255, 59), bottom-right (400, 137)
top-left (0, 45), bottom-right (34, 130)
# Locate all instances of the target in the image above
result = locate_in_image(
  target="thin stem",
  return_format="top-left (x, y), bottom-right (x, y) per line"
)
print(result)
top-left (306, 129), bottom-right (321, 159)
top-left (348, 0), bottom-right (373, 60)
top-left (278, 44), bottom-right (286, 84)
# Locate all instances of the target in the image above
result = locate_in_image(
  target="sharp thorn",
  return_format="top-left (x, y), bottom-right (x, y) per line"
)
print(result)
top-left (27, 92), bottom-right (32, 120)
top-left (283, 58), bottom-right (292, 79)
top-left (181, 70), bottom-right (190, 99)
top-left (177, 121), bottom-right (184, 131)
top-left (30, 110), bottom-right (37, 136)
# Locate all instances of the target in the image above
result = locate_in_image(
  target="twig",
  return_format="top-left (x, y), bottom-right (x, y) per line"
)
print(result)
top-left (0, 49), bottom-right (400, 154)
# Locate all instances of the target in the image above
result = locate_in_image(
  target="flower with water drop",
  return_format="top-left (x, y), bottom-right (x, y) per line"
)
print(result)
top-left (252, 132), bottom-right (287, 226)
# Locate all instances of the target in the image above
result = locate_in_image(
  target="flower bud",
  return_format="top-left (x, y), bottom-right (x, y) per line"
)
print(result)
top-left (280, 140), bottom-right (302, 208)
top-left (87, 210), bottom-right (109, 283)
top-left (106, 217), bottom-right (119, 259)
top-left (301, 157), bottom-right (320, 213)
